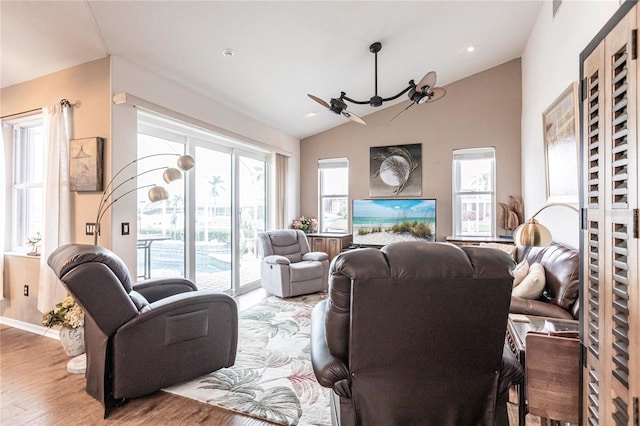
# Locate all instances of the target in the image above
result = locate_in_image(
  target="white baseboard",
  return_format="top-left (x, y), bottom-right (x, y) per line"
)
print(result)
top-left (0, 316), bottom-right (60, 340)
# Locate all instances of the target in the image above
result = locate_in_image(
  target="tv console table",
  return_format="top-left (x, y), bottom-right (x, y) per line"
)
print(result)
top-left (306, 233), bottom-right (352, 263)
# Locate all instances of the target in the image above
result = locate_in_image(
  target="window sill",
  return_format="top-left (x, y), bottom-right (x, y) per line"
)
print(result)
top-left (3, 251), bottom-right (41, 259)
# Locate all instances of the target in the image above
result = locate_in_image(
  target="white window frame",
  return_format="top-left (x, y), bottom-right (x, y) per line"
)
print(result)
top-left (6, 115), bottom-right (45, 252)
top-left (318, 158), bottom-right (349, 234)
top-left (452, 147), bottom-right (496, 237)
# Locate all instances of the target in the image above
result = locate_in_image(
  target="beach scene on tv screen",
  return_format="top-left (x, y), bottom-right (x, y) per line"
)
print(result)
top-left (352, 199), bottom-right (436, 246)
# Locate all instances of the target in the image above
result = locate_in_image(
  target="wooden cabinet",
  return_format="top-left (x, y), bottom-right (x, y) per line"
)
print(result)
top-left (580, 4), bottom-right (639, 424)
top-left (307, 233), bottom-right (352, 263)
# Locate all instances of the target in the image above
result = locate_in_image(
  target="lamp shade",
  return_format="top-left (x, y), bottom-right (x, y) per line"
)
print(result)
top-left (148, 186), bottom-right (169, 203)
top-left (177, 155), bottom-right (195, 171)
top-left (162, 167), bottom-right (182, 183)
top-left (513, 218), bottom-right (552, 247)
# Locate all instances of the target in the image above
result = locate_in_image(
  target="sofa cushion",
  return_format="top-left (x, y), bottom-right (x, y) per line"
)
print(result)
top-left (512, 259), bottom-right (529, 287)
top-left (289, 260), bottom-right (324, 282)
top-left (481, 242), bottom-right (517, 260)
top-left (512, 262), bottom-right (546, 299)
top-left (515, 243), bottom-right (579, 316)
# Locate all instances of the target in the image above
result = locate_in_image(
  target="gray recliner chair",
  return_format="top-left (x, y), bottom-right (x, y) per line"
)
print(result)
top-left (257, 229), bottom-right (329, 298)
top-left (310, 241), bottom-right (523, 426)
top-left (47, 244), bottom-right (238, 417)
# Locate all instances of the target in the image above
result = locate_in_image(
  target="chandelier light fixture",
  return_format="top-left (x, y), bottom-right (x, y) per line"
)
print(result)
top-left (93, 153), bottom-right (195, 245)
top-left (308, 41), bottom-right (446, 125)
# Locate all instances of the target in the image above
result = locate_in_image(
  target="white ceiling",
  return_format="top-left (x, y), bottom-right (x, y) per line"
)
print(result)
top-left (1, 1), bottom-right (543, 140)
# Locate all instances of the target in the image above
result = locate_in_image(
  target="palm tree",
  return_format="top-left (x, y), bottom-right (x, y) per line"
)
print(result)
top-left (208, 176), bottom-right (226, 215)
top-left (204, 176), bottom-right (225, 243)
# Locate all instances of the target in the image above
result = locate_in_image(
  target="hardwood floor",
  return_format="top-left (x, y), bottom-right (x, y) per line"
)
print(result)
top-left (1, 287), bottom-right (537, 425)
top-left (0, 289), bottom-right (275, 426)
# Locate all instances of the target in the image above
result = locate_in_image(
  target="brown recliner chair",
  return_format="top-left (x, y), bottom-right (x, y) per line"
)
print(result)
top-left (311, 241), bottom-right (523, 426)
top-left (47, 244), bottom-right (238, 417)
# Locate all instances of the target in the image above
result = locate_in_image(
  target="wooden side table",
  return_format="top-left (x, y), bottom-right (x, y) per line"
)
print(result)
top-left (506, 314), bottom-right (579, 426)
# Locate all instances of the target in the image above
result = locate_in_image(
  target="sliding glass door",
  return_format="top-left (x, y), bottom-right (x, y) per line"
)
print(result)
top-left (194, 145), bottom-right (232, 292)
top-left (136, 112), bottom-right (269, 295)
top-left (137, 134), bottom-right (186, 279)
top-left (237, 153), bottom-right (266, 292)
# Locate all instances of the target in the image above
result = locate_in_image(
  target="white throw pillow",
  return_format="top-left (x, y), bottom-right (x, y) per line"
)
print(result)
top-left (480, 242), bottom-right (517, 260)
top-left (512, 262), bottom-right (546, 299)
top-left (512, 259), bottom-right (529, 287)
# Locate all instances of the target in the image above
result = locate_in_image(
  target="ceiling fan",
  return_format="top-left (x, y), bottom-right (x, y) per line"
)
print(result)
top-left (308, 41), bottom-right (446, 125)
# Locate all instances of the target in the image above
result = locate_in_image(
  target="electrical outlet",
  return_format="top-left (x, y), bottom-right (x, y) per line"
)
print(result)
top-left (86, 223), bottom-right (96, 236)
top-left (121, 222), bottom-right (130, 235)
top-left (23, 285), bottom-right (29, 296)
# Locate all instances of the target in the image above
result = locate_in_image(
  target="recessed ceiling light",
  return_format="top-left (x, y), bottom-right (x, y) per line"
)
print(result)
top-left (305, 112), bottom-right (317, 118)
top-left (222, 48), bottom-right (235, 57)
top-left (466, 46), bottom-right (475, 53)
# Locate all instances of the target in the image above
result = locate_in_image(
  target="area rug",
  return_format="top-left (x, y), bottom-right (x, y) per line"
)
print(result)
top-left (164, 292), bottom-right (331, 426)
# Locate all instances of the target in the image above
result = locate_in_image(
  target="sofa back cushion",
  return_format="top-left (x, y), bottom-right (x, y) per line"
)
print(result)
top-left (325, 241), bottom-right (515, 425)
top-left (258, 229), bottom-right (310, 263)
top-left (515, 242), bottom-right (579, 316)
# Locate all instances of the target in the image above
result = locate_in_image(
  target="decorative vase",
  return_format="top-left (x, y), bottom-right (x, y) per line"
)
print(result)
top-left (59, 326), bottom-right (85, 357)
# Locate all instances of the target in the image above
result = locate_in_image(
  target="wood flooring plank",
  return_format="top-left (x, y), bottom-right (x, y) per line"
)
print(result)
top-left (1, 324), bottom-right (275, 425)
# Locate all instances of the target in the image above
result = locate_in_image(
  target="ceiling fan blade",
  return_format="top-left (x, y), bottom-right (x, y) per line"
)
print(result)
top-left (390, 102), bottom-right (416, 122)
top-left (416, 71), bottom-right (437, 92)
top-left (425, 87), bottom-right (446, 103)
top-left (342, 109), bottom-right (366, 125)
top-left (307, 93), bottom-right (331, 109)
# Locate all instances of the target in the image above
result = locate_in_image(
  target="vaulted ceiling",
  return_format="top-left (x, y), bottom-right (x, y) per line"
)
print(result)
top-left (1, 1), bottom-right (543, 139)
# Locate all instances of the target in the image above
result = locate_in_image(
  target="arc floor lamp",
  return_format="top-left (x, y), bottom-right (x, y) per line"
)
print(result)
top-left (513, 202), bottom-right (580, 247)
top-left (93, 153), bottom-right (194, 245)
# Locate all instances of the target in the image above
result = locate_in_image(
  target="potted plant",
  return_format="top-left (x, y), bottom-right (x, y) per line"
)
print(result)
top-left (42, 296), bottom-right (85, 356)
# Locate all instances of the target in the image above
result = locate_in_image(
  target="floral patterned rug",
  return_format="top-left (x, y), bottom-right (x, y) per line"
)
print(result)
top-left (164, 292), bottom-right (331, 426)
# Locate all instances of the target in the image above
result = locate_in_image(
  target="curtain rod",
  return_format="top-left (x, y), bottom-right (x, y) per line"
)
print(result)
top-left (0, 99), bottom-right (72, 120)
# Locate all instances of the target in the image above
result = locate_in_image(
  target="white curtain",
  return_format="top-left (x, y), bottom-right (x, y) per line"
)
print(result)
top-left (275, 153), bottom-right (288, 229)
top-left (37, 102), bottom-right (71, 313)
top-left (0, 126), bottom-right (5, 300)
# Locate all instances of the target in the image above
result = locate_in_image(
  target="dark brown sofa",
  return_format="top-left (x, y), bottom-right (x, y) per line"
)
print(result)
top-left (310, 241), bottom-right (523, 426)
top-left (509, 242), bottom-right (579, 320)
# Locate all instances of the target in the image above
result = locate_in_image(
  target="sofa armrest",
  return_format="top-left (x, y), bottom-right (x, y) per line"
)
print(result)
top-left (310, 301), bottom-right (351, 397)
top-left (112, 291), bottom-right (238, 397)
top-left (133, 278), bottom-right (197, 303)
top-left (264, 255), bottom-right (291, 265)
top-left (303, 251), bottom-right (329, 262)
top-left (510, 296), bottom-right (574, 320)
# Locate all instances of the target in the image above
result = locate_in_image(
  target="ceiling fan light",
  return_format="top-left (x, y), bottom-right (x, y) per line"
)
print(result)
top-left (416, 94), bottom-right (430, 105)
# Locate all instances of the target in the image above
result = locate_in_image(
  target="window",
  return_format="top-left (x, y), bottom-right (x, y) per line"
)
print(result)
top-left (318, 158), bottom-right (348, 233)
top-left (452, 147), bottom-right (495, 236)
top-left (9, 115), bottom-right (44, 251)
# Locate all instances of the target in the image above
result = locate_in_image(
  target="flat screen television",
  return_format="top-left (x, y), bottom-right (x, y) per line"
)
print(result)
top-left (352, 199), bottom-right (436, 247)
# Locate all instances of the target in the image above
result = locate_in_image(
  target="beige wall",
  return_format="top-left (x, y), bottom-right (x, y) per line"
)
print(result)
top-left (521, 1), bottom-right (620, 249)
top-left (300, 59), bottom-right (522, 241)
top-left (1, 57), bottom-right (110, 323)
